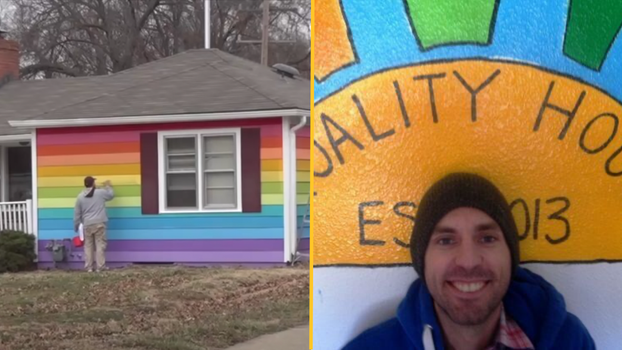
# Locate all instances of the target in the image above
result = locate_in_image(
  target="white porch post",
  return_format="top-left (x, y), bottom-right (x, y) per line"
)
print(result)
top-left (30, 131), bottom-right (38, 261)
top-left (0, 145), bottom-right (7, 202)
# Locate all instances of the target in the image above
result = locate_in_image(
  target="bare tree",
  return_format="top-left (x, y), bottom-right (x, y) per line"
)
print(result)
top-left (6, 0), bottom-right (310, 79)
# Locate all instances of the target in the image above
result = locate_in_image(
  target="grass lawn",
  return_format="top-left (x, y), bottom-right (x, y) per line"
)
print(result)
top-left (0, 265), bottom-right (309, 350)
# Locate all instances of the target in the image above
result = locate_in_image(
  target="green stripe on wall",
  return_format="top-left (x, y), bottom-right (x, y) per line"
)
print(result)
top-left (262, 182), bottom-right (283, 194)
top-left (297, 183), bottom-right (310, 193)
top-left (38, 205), bottom-right (302, 219)
top-left (261, 182), bottom-right (310, 194)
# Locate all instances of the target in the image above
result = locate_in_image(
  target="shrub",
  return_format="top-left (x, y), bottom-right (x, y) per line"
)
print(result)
top-left (0, 230), bottom-right (37, 273)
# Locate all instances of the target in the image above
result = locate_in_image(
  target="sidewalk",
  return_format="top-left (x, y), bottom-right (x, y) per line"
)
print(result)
top-left (225, 325), bottom-right (309, 350)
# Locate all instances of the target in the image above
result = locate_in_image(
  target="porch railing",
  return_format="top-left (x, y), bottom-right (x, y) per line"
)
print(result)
top-left (0, 200), bottom-right (33, 234)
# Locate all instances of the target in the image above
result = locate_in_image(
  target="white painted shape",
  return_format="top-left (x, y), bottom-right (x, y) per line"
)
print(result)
top-left (0, 134), bottom-right (31, 142)
top-left (0, 145), bottom-right (6, 202)
top-left (313, 264), bottom-right (622, 350)
top-left (30, 130), bottom-right (38, 261)
top-left (9, 109), bottom-right (309, 129)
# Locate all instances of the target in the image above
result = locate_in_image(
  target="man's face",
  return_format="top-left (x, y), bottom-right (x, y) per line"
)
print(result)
top-left (424, 207), bottom-right (512, 326)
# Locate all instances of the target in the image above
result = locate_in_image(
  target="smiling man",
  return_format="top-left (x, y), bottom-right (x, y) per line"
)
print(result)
top-left (343, 173), bottom-right (595, 350)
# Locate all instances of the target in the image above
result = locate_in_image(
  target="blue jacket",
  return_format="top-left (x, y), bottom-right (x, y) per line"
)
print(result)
top-left (343, 267), bottom-right (595, 350)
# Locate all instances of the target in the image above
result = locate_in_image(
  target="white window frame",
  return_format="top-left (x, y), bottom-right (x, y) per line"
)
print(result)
top-left (157, 128), bottom-right (243, 214)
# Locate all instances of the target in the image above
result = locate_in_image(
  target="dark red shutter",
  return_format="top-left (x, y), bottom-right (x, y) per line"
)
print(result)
top-left (241, 128), bottom-right (261, 212)
top-left (140, 133), bottom-right (159, 214)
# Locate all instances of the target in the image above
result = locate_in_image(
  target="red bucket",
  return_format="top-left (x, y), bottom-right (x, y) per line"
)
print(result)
top-left (72, 236), bottom-right (83, 248)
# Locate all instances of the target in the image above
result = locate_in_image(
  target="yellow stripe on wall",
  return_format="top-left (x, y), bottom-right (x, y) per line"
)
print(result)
top-left (38, 175), bottom-right (142, 188)
top-left (260, 194), bottom-right (309, 205)
top-left (261, 194), bottom-right (283, 205)
top-left (39, 196), bottom-right (142, 209)
top-left (262, 171), bottom-right (283, 182)
top-left (296, 194), bottom-right (309, 205)
top-left (38, 164), bottom-right (140, 177)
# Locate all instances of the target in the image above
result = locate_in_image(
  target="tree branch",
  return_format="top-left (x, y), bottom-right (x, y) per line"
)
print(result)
top-left (20, 63), bottom-right (84, 78)
top-left (137, 0), bottom-right (161, 31)
top-left (288, 49), bottom-right (309, 65)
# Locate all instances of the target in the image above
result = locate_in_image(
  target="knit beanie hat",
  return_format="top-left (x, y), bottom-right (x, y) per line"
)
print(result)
top-left (410, 173), bottom-right (520, 282)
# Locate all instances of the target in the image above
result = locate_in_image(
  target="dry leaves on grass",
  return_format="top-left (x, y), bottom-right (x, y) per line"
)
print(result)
top-left (0, 265), bottom-right (309, 350)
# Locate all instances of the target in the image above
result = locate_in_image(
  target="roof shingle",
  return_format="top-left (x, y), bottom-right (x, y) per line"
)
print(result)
top-left (0, 49), bottom-right (309, 134)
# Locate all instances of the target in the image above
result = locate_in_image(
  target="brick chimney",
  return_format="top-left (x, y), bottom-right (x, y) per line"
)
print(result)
top-left (0, 31), bottom-right (19, 82)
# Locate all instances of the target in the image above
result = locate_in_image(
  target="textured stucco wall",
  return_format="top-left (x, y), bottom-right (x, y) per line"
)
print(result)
top-left (313, 0), bottom-right (622, 349)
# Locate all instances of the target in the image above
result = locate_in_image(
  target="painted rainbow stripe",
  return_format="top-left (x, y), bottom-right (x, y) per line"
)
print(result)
top-left (297, 126), bottom-right (311, 243)
top-left (36, 118), bottom-right (308, 264)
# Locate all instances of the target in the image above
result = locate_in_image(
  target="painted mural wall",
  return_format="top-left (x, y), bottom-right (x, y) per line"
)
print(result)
top-left (313, 0), bottom-right (622, 349)
top-left (36, 117), bottom-right (309, 267)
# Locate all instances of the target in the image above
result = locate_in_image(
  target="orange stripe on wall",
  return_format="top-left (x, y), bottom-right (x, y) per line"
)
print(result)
top-left (296, 149), bottom-right (310, 160)
top-left (261, 148), bottom-right (282, 160)
top-left (38, 153), bottom-right (140, 167)
top-left (39, 142), bottom-right (140, 156)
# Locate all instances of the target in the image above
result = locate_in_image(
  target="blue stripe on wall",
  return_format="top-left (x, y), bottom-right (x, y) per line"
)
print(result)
top-left (40, 216), bottom-right (284, 230)
top-left (38, 205), bottom-right (302, 219)
top-left (39, 228), bottom-right (285, 240)
top-left (296, 204), bottom-right (310, 238)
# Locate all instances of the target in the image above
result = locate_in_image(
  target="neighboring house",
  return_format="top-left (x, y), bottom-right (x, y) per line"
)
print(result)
top-left (0, 35), bottom-right (310, 268)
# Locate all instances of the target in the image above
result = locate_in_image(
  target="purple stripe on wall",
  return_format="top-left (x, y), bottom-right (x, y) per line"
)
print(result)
top-left (38, 239), bottom-right (284, 252)
top-left (38, 251), bottom-right (283, 263)
top-left (299, 238), bottom-right (309, 251)
top-left (140, 133), bottom-right (159, 214)
top-left (241, 128), bottom-right (261, 212)
top-left (38, 262), bottom-right (285, 270)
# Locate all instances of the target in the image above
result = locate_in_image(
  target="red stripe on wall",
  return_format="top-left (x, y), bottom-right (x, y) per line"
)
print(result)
top-left (296, 136), bottom-right (310, 149)
top-left (37, 117), bottom-right (282, 135)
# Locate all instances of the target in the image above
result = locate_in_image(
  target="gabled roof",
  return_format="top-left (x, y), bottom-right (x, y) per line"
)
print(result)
top-left (0, 49), bottom-right (309, 134)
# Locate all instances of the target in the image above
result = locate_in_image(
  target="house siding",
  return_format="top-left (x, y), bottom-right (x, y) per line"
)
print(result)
top-left (296, 126), bottom-right (311, 254)
top-left (36, 117), bottom-right (309, 266)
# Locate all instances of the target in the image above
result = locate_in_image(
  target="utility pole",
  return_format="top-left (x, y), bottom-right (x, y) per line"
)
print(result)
top-left (205, 0), bottom-right (211, 48)
top-left (261, 0), bottom-right (270, 66)
top-left (238, 0), bottom-right (298, 66)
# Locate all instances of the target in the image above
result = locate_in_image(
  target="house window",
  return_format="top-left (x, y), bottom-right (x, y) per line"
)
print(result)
top-left (158, 129), bottom-right (242, 213)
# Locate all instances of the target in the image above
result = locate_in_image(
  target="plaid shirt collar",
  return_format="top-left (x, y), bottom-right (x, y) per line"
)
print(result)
top-left (485, 305), bottom-right (534, 350)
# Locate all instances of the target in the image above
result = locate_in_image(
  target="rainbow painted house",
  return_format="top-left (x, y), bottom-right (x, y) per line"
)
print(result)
top-left (0, 36), bottom-right (310, 269)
